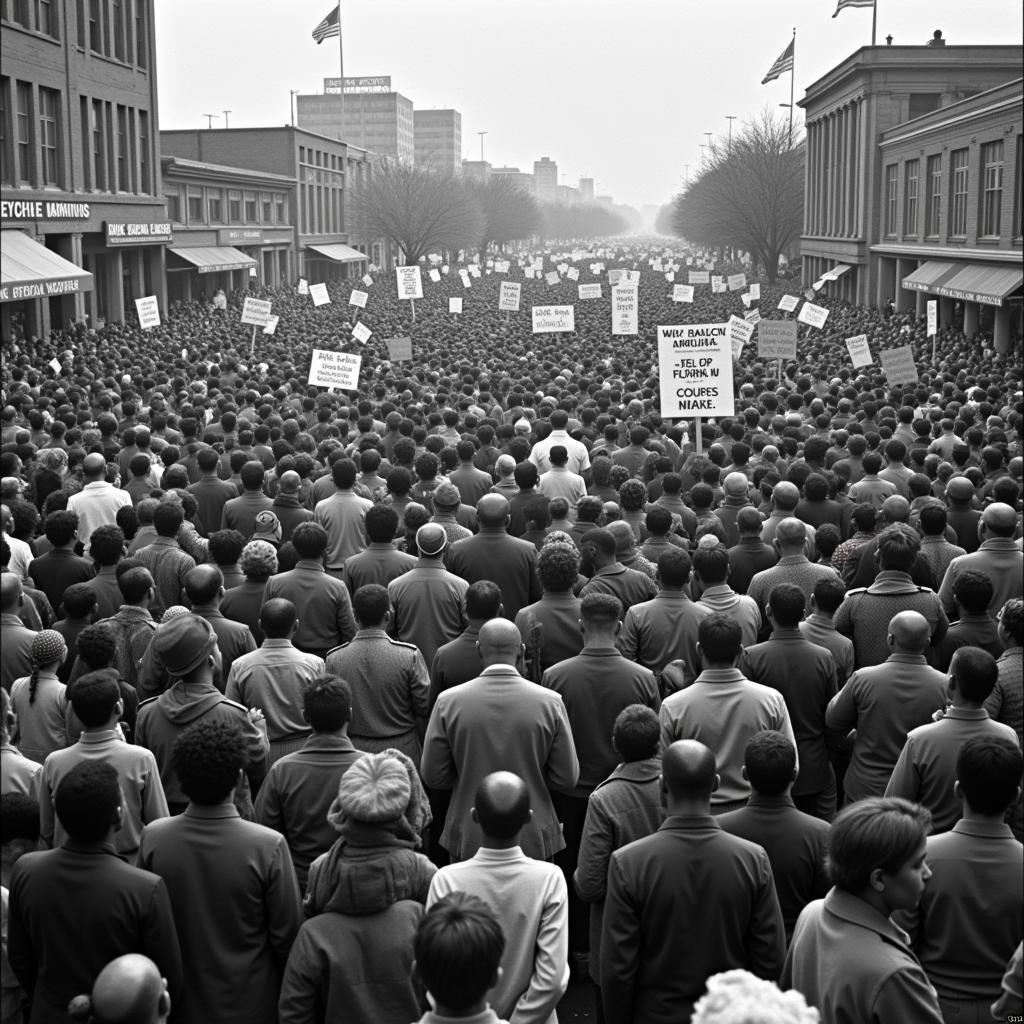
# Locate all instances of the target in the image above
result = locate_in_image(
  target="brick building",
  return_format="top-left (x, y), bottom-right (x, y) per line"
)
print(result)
top-left (1, 0), bottom-right (168, 340)
top-left (413, 109), bottom-right (461, 174)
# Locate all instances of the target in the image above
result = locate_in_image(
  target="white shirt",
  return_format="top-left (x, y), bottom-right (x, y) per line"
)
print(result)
top-left (529, 430), bottom-right (591, 476)
top-left (67, 480), bottom-right (132, 554)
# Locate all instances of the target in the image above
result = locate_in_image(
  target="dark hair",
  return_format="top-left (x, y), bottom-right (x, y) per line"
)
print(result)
top-left (513, 461), bottom-right (538, 489)
top-left (692, 544), bottom-right (729, 585)
top-left (88, 524), bottom-right (125, 567)
top-left (826, 797), bottom-right (930, 893)
top-left (645, 506), bottom-right (672, 536)
top-left (43, 510), bottom-right (78, 547)
top-left (918, 503), bottom-right (947, 536)
top-left (240, 461), bottom-right (266, 491)
top-left (69, 669), bottom-right (121, 728)
top-left (0, 792), bottom-right (40, 844)
top-left (303, 675), bottom-right (352, 732)
top-left (768, 583), bottom-right (806, 629)
top-left (952, 570), bottom-right (993, 616)
top-left (812, 575), bottom-right (847, 616)
top-left (656, 548), bottom-right (692, 589)
top-left (414, 893), bottom-right (505, 1011)
top-left (876, 525), bottom-right (919, 572)
top-left (331, 458), bottom-right (358, 488)
top-left (1000, 599), bottom-right (1024, 646)
top-left (536, 543), bottom-right (579, 592)
top-left (956, 736), bottom-right (1023, 816)
top-left (259, 598), bottom-right (297, 639)
top-left (743, 731), bottom-right (796, 795)
top-left (852, 502), bottom-right (878, 533)
top-left (365, 504), bottom-right (399, 543)
top-left (465, 579), bottom-right (502, 620)
top-left (208, 529), bottom-right (245, 566)
top-left (612, 703), bottom-right (660, 762)
top-left (580, 591), bottom-right (622, 630)
top-left (698, 614), bottom-right (742, 664)
top-left (353, 584), bottom-right (389, 627)
top-left (184, 566), bottom-right (223, 606)
top-left (951, 646), bottom-right (999, 703)
top-left (75, 623), bottom-right (117, 671)
top-left (291, 521), bottom-right (328, 560)
top-left (54, 761), bottom-right (122, 843)
top-left (61, 581), bottom-right (98, 619)
top-left (117, 566), bottom-right (154, 604)
top-left (172, 719), bottom-right (249, 805)
top-left (152, 501), bottom-right (185, 537)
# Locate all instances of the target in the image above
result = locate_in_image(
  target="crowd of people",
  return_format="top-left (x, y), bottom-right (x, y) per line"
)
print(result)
top-left (0, 238), bottom-right (1021, 1024)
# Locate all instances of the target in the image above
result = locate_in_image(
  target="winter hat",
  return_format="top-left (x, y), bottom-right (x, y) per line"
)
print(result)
top-left (252, 510), bottom-right (282, 545)
top-left (30, 630), bottom-right (67, 668)
top-left (433, 483), bottom-right (461, 509)
top-left (333, 751), bottom-right (411, 824)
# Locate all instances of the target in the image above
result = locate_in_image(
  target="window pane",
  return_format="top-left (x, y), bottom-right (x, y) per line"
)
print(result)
top-left (138, 109), bottom-right (149, 193)
top-left (925, 155), bottom-right (941, 237)
top-left (884, 164), bottom-right (898, 235)
top-left (980, 140), bottom-right (1003, 237)
top-left (16, 81), bottom-right (31, 183)
top-left (950, 149), bottom-right (968, 236)
top-left (92, 99), bottom-right (105, 190)
top-left (904, 159), bottom-right (919, 236)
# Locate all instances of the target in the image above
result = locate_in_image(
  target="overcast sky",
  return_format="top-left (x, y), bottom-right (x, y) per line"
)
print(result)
top-left (156, 0), bottom-right (1021, 211)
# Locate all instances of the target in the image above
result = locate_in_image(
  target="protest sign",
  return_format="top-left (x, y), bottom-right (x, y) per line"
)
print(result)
top-left (309, 283), bottom-right (330, 307)
top-left (545, 271), bottom-right (560, 286)
top-left (727, 314), bottom-right (756, 350)
top-left (429, 269), bottom-right (441, 283)
top-left (688, 270), bottom-right (710, 285)
top-left (744, 308), bottom-right (762, 325)
top-left (532, 305), bottom-right (575, 334)
top-left (240, 296), bottom-right (272, 326)
top-left (845, 334), bottom-right (872, 367)
top-left (665, 271), bottom-right (675, 282)
top-left (712, 281), bottom-right (727, 293)
top-left (797, 302), bottom-right (829, 330)
top-left (499, 281), bottom-right (521, 312)
top-left (262, 315), bottom-right (279, 336)
top-left (621, 270), bottom-right (640, 285)
top-left (135, 296), bottom-right (160, 330)
top-left (449, 297), bottom-right (463, 314)
top-left (308, 349), bottom-right (361, 391)
top-left (460, 270), bottom-right (472, 288)
top-left (740, 293), bottom-right (752, 308)
top-left (777, 294), bottom-right (799, 312)
top-left (611, 285), bottom-right (639, 336)
top-left (879, 345), bottom-right (918, 386)
top-left (557, 263), bottom-right (569, 274)
top-left (673, 285), bottom-right (694, 303)
top-left (297, 278), bottom-right (309, 295)
top-left (468, 265), bottom-right (481, 278)
top-left (727, 273), bottom-right (747, 291)
top-left (386, 336), bottom-right (413, 361)
top-left (48, 357), bottom-right (62, 373)
top-left (757, 320), bottom-right (798, 360)
top-left (749, 283), bottom-right (761, 300)
top-left (578, 284), bottom-right (602, 300)
top-left (927, 300), bottom-right (937, 337)
top-left (351, 321), bottom-right (372, 344)
top-left (566, 267), bottom-right (579, 281)
top-left (348, 289), bottom-right (368, 308)
top-left (395, 266), bottom-right (423, 300)
top-left (362, 274), bottom-right (373, 287)
top-left (657, 323), bottom-right (734, 418)
top-left (608, 269), bottom-right (623, 286)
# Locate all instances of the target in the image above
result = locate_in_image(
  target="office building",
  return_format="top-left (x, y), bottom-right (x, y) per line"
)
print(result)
top-left (414, 109), bottom-right (461, 174)
top-left (579, 177), bottom-right (595, 201)
top-left (533, 157), bottom-right (558, 202)
top-left (492, 166), bottom-right (535, 192)
top-left (461, 160), bottom-right (491, 184)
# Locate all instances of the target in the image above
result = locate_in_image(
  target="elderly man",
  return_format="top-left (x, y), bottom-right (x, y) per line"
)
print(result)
top-left (760, 481), bottom-right (814, 555)
top-left (67, 453), bottom-right (132, 556)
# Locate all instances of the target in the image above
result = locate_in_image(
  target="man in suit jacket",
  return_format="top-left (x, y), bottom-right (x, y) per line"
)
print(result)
top-left (600, 740), bottom-right (785, 1024)
top-left (447, 494), bottom-right (541, 622)
top-left (186, 447), bottom-right (239, 537)
top-left (7, 760), bottom-right (182, 1024)
top-left (421, 618), bottom-right (579, 862)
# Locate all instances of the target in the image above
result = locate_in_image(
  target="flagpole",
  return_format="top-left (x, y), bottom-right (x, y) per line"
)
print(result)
top-left (871, 0), bottom-right (877, 45)
top-left (337, 5), bottom-right (345, 133)
top-left (788, 27), bottom-right (795, 148)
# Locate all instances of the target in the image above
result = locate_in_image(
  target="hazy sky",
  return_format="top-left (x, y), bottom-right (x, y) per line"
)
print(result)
top-left (156, 0), bottom-right (1022, 211)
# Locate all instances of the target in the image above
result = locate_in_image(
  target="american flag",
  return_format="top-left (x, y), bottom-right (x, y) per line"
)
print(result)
top-left (312, 5), bottom-right (340, 43)
top-left (833, 0), bottom-right (874, 17)
top-left (761, 38), bottom-right (794, 85)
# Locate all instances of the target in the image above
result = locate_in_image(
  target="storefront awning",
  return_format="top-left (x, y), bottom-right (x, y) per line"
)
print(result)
top-left (168, 246), bottom-right (257, 274)
top-left (821, 263), bottom-right (852, 281)
top-left (0, 230), bottom-right (93, 303)
top-left (902, 260), bottom-right (1022, 306)
top-left (901, 261), bottom-right (958, 293)
top-left (306, 243), bottom-right (367, 263)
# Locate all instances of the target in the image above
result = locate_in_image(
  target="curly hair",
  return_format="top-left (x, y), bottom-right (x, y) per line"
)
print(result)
top-left (172, 719), bottom-right (249, 805)
top-left (75, 623), bottom-right (117, 671)
top-left (618, 478), bottom-right (648, 513)
top-left (537, 542), bottom-right (580, 592)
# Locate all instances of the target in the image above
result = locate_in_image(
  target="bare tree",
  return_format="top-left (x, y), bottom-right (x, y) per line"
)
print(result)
top-left (468, 176), bottom-right (541, 259)
top-left (354, 159), bottom-right (485, 266)
top-left (672, 112), bottom-right (804, 282)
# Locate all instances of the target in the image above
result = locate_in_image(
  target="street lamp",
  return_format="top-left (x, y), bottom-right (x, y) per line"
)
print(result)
top-left (290, 90), bottom-right (299, 127)
top-left (223, 110), bottom-right (231, 129)
top-left (477, 131), bottom-right (488, 161)
top-left (725, 115), bottom-right (736, 148)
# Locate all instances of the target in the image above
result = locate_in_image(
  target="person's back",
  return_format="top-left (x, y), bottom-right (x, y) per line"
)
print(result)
top-left (894, 737), bottom-right (1023, 1018)
top-left (139, 719), bottom-right (301, 1024)
top-left (600, 740), bottom-right (785, 1023)
top-left (427, 773), bottom-right (569, 1023)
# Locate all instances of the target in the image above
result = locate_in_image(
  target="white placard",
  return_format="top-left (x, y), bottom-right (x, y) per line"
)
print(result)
top-left (241, 296), bottom-right (272, 326)
top-left (777, 294), bottom-right (800, 312)
top-left (673, 284), bottom-right (695, 303)
top-left (879, 345), bottom-right (918, 386)
top-left (927, 299), bottom-right (937, 337)
top-left (262, 314), bottom-right (279, 336)
top-left (557, 263), bottom-right (569, 274)
top-left (362, 274), bottom-right (373, 286)
top-left (744, 308), bottom-right (762, 325)
top-left (135, 296), bottom-right (160, 329)
top-left (48, 357), bottom-right (62, 373)
top-left (309, 282), bottom-right (330, 307)
top-left (545, 271), bottom-right (560, 286)
top-left (459, 270), bottom-right (472, 289)
top-left (566, 267), bottom-right (580, 281)
top-left (727, 273), bottom-right (747, 292)
top-left (578, 284), bottom-right (602, 300)
top-left (621, 270), bottom-right (640, 285)
top-left (757, 320), bottom-right (798, 360)
top-left (395, 266), bottom-right (423, 300)
top-left (689, 270), bottom-right (710, 285)
top-left (611, 284), bottom-right (639, 336)
top-left (749, 283), bottom-right (761, 300)
top-left (608, 269), bottom-right (623, 286)
top-left (449, 297), bottom-right (463, 314)
top-left (348, 289), bottom-right (368, 309)
top-left (727, 314), bottom-right (756, 349)
top-left (499, 281), bottom-right (521, 312)
top-left (712, 281), bottom-right (728, 293)
top-left (351, 321), bottom-right (372, 344)
top-left (308, 349), bottom-right (361, 390)
top-left (846, 334), bottom-right (872, 367)
top-left (429, 269), bottom-right (441, 283)
top-left (468, 265), bottom-right (481, 278)
top-left (297, 278), bottom-right (309, 295)
top-left (386, 336), bottom-right (413, 361)
top-left (180, 348), bottom-right (188, 359)
top-left (495, 261), bottom-right (510, 273)
top-left (797, 301), bottom-right (830, 330)
top-left (665, 271), bottom-right (675, 282)
top-left (532, 305), bottom-right (575, 334)
top-left (257, 362), bottom-right (268, 373)
top-left (657, 323), bottom-right (735, 418)
top-left (740, 293), bottom-right (752, 308)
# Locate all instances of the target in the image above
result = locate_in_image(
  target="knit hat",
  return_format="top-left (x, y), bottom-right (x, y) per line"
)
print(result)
top-left (239, 540), bottom-right (278, 578)
top-left (433, 483), bottom-right (461, 509)
top-left (161, 606), bottom-right (190, 622)
top-left (333, 751), bottom-right (411, 824)
top-left (30, 630), bottom-right (67, 668)
top-left (252, 510), bottom-right (282, 545)
top-left (416, 523), bottom-right (448, 557)
top-left (153, 613), bottom-right (218, 678)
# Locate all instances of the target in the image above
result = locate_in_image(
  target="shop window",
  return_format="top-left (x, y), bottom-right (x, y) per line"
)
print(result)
top-left (187, 191), bottom-right (203, 222)
top-left (165, 190), bottom-right (180, 222)
top-left (884, 164), bottom-right (898, 236)
top-left (903, 159), bottom-right (919, 237)
top-left (925, 155), bottom-right (941, 237)
top-left (208, 193), bottom-right (222, 222)
top-left (979, 140), bottom-right (1003, 238)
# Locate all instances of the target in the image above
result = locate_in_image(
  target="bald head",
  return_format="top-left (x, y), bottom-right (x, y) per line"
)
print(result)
top-left (82, 452), bottom-right (107, 479)
top-left (477, 494), bottom-right (510, 529)
top-left (982, 502), bottom-right (1017, 538)
top-left (477, 618), bottom-right (522, 665)
top-left (772, 481), bottom-right (800, 512)
top-left (662, 740), bottom-right (717, 801)
top-left (473, 771), bottom-right (531, 840)
top-left (183, 564), bottom-right (223, 606)
top-left (775, 517), bottom-right (807, 549)
top-left (0, 572), bottom-right (23, 611)
top-left (881, 495), bottom-right (910, 524)
top-left (279, 470), bottom-right (301, 494)
top-left (888, 611), bottom-right (930, 654)
top-left (89, 954), bottom-right (169, 1024)
top-left (606, 520), bottom-right (635, 554)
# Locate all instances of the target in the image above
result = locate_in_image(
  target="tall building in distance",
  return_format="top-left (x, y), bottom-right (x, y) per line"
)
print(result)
top-left (492, 166), bottom-right (535, 193)
top-left (414, 109), bottom-right (462, 174)
top-left (297, 77), bottom-right (414, 163)
top-left (461, 160), bottom-right (491, 184)
top-left (579, 177), bottom-right (595, 201)
top-left (533, 157), bottom-right (558, 202)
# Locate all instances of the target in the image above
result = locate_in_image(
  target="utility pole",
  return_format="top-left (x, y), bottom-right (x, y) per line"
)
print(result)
top-left (222, 110), bottom-right (231, 129)
top-left (476, 131), bottom-right (488, 161)
top-left (725, 115), bottom-right (737, 149)
top-left (290, 90), bottom-right (299, 127)
top-left (202, 114), bottom-right (218, 129)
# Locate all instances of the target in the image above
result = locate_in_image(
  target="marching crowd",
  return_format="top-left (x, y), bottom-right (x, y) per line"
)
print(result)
top-left (0, 241), bottom-right (1022, 1024)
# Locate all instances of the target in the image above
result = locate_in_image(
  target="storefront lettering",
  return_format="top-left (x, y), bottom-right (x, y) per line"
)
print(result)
top-left (1, 200), bottom-right (91, 220)
top-left (0, 278), bottom-right (81, 301)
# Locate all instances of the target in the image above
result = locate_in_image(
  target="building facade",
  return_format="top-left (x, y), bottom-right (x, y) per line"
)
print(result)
top-left (579, 177), bottom-right (595, 201)
top-left (297, 80), bottom-right (414, 165)
top-left (533, 157), bottom-right (557, 203)
top-left (798, 37), bottom-right (1022, 332)
top-left (1, 0), bottom-right (168, 341)
top-left (876, 79), bottom-right (1022, 350)
top-left (160, 127), bottom-right (371, 285)
top-left (461, 160), bottom-right (491, 184)
top-left (161, 156), bottom-right (295, 303)
top-left (492, 166), bottom-right (534, 192)
top-left (414, 109), bottom-right (461, 174)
